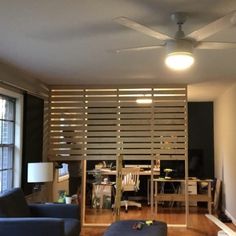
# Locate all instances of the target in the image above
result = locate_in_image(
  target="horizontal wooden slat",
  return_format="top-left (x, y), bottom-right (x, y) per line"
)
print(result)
top-left (50, 131), bottom-right (84, 136)
top-left (155, 194), bottom-right (186, 202)
top-left (153, 125), bottom-right (186, 131)
top-left (154, 113), bottom-right (185, 118)
top-left (50, 108), bottom-right (84, 113)
top-left (50, 126), bottom-right (84, 131)
top-left (50, 142), bottom-right (186, 149)
top-left (50, 120), bottom-right (84, 126)
top-left (84, 119), bottom-right (186, 125)
top-left (153, 120), bottom-right (185, 125)
top-left (50, 114), bottom-right (84, 119)
top-left (154, 90), bottom-right (186, 95)
top-left (51, 90), bottom-right (84, 96)
top-left (155, 149), bottom-right (186, 155)
top-left (154, 194), bottom-right (210, 202)
top-left (51, 143), bottom-right (84, 148)
top-left (153, 131), bottom-right (186, 136)
top-left (49, 155), bottom-right (85, 161)
top-left (50, 138), bottom-right (83, 143)
top-left (155, 155), bottom-right (186, 160)
top-left (51, 122), bottom-right (186, 132)
top-left (50, 101), bottom-right (84, 108)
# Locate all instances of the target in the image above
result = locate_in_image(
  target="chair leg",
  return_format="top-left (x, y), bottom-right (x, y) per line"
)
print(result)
top-left (125, 200), bottom-right (128, 213)
top-left (127, 200), bottom-right (142, 209)
top-left (116, 200), bottom-right (142, 213)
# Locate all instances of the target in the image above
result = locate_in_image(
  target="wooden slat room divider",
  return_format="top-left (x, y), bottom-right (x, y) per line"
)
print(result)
top-left (49, 85), bottom-right (189, 227)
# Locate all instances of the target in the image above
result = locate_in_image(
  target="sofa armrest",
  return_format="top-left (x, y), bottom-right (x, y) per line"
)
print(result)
top-left (0, 217), bottom-right (64, 236)
top-left (29, 203), bottom-right (80, 219)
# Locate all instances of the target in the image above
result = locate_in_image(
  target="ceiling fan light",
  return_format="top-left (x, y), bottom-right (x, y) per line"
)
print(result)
top-left (136, 98), bottom-right (152, 104)
top-left (165, 52), bottom-right (194, 70)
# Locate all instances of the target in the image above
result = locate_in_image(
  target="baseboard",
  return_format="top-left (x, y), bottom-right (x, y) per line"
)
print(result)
top-left (225, 209), bottom-right (236, 225)
top-left (206, 214), bottom-right (236, 236)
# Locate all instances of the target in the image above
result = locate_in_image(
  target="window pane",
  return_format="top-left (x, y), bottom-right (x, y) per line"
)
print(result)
top-left (2, 121), bottom-right (14, 144)
top-left (3, 99), bottom-right (15, 121)
top-left (2, 170), bottom-right (12, 192)
top-left (0, 123), bottom-right (2, 145)
top-left (3, 147), bottom-right (13, 169)
top-left (0, 98), bottom-right (5, 120)
top-left (59, 163), bottom-right (69, 177)
top-left (0, 147), bottom-right (2, 170)
top-left (0, 172), bottom-right (2, 191)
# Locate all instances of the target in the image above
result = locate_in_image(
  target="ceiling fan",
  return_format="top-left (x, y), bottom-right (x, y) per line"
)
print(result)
top-left (114, 11), bottom-right (236, 70)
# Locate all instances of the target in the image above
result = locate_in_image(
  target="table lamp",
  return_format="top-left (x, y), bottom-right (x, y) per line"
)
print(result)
top-left (27, 162), bottom-right (53, 192)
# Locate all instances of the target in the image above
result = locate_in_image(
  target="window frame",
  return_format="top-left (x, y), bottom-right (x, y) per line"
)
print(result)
top-left (0, 87), bottom-right (23, 192)
top-left (0, 94), bottom-right (16, 192)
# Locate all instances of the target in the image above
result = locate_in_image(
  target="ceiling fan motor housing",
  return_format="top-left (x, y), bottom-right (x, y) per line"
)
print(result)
top-left (166, 39), bottom-right (194, 56)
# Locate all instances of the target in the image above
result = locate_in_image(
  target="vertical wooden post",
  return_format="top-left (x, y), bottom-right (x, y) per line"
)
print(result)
top-left (185, 85), bottom-right (189, 227)
top-left (114, 155), bottom-right (123, 221)
top-left (150, 157), bottom-right (154, 218)
top-left (81, 160), bottom-right (86, 226)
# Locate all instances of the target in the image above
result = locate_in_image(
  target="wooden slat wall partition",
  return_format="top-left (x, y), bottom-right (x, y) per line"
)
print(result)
top-left (48, 86), bottom-right (187, 161)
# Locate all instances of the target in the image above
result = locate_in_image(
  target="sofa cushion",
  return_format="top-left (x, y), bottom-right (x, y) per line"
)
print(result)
top-left (0, 188), bottom-right (30, 217)
top-left (63, 218), bottom-right (80, 236)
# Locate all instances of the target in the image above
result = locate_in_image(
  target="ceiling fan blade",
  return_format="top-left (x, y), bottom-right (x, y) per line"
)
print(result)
top-left (187, 11), bottom-right (236, 41)
top-left (114, 45), bottom-right (165, 53)
top-left (114, 17), bottom-right (173, 41)
top-left (196, 41), bottom-right (236, 49)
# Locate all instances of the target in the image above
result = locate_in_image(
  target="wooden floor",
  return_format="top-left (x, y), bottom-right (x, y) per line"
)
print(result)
top-left (81, 205), bottom-right (236, 236)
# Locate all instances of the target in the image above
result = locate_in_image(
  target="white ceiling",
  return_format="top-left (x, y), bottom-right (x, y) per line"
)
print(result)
top-left (1, 0), bottom-right (236, 100)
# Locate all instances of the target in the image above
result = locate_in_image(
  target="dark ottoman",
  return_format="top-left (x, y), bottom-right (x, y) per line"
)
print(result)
top-left (103, 220), bottom-right (167, 236)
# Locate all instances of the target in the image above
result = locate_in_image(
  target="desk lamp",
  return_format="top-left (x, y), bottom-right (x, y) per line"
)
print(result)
top-left (27, 162), bottom-right (53, 192)
top-left (164, 168), bottom-right (173, 179)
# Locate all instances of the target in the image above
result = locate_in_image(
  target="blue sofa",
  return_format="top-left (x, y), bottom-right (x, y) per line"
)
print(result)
top-left (0, 188), bottom-right (80, 236)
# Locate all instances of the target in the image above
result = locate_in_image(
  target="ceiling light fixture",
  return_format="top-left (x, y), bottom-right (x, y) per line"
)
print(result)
top-left (136, 95), bottom-right (152, 104)
top-left (165, 51), bottom-right (194, 70)
top-left (165, 39), bottom-right (194, 70)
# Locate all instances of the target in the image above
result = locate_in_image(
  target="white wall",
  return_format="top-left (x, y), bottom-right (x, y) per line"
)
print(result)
top-left (214, 82), bottom-right (236, 222)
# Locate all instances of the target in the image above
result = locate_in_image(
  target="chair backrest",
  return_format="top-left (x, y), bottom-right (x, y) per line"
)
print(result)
top-left (121, 167), bottom-right (140, 192)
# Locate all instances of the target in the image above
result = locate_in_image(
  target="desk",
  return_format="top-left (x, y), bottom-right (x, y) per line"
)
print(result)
top-left (153, 178), bottom-right (212, 214)
top-left (97, 168), bottom-right (160, 176)
top-left (88, 168), bottom-right (160, 204)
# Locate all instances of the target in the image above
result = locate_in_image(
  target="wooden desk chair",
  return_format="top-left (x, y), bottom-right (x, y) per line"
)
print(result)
top-left (120, 167), bottom-right (142, 212)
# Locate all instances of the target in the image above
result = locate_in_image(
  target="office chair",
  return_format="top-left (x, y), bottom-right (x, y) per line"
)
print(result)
top-left (120, 167), bottom-right (142, 212)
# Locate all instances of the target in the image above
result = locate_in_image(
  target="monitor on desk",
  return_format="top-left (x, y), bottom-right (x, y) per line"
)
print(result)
top-left (160, 160), bottom-right (185, 179)
top-left (160, 149), bottom-right (204, 179)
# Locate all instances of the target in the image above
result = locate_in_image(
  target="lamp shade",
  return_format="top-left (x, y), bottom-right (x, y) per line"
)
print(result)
top-left (27, 162), bottom-right (53, 183)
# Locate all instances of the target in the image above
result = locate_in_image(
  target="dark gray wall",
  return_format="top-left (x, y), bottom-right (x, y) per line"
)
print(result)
top-left (188, 102), bottom-right (214, 179)
top-left (22, 93), bottom-right (44, 194)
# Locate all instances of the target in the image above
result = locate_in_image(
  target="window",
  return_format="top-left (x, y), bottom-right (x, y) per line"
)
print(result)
top-left (0, 95), bottom-right (16, 193)
top-left (58, 163), bottom-right (69, 182)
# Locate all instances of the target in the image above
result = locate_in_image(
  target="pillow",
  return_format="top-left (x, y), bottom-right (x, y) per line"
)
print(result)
top-left (0, 188), bottom-right (30, 217)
